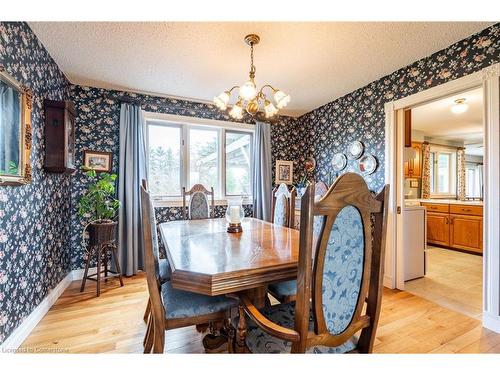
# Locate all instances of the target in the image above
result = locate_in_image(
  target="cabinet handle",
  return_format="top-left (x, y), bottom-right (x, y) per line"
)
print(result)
top-left (450, 217), bottom-right (454, 225)
top-left (430, 206), bottom-right (438, 210)
top-left (462, 208), bottom-right (471, 212)
top-left (445, 217), bottom-right (449, 224)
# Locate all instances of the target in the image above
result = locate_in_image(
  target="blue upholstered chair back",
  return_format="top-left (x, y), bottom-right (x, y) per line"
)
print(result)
top-left (321, 205), bottom-right (364, 334)
top-left (291, 173), bottom-right (389, 353)
top-left (273, 194), bottom-right (288, 226)
top-left (182, 184), bottom-right (214, 220)
top-left (272, 183), bottom-right (295, 227)
top-left (189, 191), bottom-right (210, 220)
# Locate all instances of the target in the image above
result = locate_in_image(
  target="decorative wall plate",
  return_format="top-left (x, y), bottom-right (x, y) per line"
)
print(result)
top-left (347, 141), bottom-right (364, 160)
top-left (331, 153), bottom-right (347, 171)
top-left (358, 154), bottom-right (377, 175)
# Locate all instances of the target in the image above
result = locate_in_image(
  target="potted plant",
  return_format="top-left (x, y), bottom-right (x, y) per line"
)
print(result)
top-left (78, 168), bottom-right (121, 246)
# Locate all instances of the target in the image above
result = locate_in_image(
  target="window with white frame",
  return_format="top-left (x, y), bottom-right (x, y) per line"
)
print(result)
top-left (429, 147), bottom-right (457, 197)
top-left (465, 162), bottom-right (483, 198)
top-left (146, 115), bottom-right (254, 200)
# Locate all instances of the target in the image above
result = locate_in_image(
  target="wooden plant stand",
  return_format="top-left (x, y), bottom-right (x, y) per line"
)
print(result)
top-left (80, 222), bottom-right (124, 297)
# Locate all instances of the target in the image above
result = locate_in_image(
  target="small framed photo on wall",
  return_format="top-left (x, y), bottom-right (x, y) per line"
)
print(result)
top-left (275, 160), bottom-right (293, 185)
top-left (83, 150), bottom-right (112, 173)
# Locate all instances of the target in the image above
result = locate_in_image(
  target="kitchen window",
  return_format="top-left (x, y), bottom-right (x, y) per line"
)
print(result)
top-left (145, 114), bottom-right (254, 203)
top-left (466, 162), bottom-right (483, 198)
top-left (429, 148), bottom-right (457, 197)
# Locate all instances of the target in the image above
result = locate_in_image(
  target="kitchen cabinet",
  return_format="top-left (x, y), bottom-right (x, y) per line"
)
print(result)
top-left (426, 212), bottom-right (450, 247)
top-left (404, 142), bottom-right (422, 178)
top-left (420, 202), bottom-right (483, 254)
top-left (450, 214), bottom-right (483, 254)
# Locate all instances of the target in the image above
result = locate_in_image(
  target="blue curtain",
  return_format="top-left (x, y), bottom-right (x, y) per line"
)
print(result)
top-left (118, 103), bottom-right (148, 275)
top-left (252, 121), bottom-right (272, 221)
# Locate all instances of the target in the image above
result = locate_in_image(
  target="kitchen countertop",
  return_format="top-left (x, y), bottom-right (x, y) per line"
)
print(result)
top-left (405, 198), bottom-right (483, 206)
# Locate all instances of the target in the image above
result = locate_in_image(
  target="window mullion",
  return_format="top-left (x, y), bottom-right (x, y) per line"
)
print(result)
top-left (183, 125), bottom-right (189, 190)
top-left (220, 129), bottom-right (225, 198)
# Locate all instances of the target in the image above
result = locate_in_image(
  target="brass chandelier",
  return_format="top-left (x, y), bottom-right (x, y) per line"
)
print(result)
top-left (213, 34), bottom-right (291, 119)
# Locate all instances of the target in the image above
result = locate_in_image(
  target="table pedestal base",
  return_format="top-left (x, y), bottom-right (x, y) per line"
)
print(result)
top-left (201, 319), bottom-right (234, 353)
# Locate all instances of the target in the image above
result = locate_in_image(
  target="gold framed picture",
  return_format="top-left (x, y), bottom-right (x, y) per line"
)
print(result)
top-left (83, 150), bottom-right (113, 172)
top-left (0, 66), bottom-right (33, 186)
top-left (275, 160), bottom-right (293, 185)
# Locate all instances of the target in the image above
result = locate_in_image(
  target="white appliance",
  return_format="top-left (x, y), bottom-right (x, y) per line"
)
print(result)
top-left (403, 205), bottom-right (426, 281)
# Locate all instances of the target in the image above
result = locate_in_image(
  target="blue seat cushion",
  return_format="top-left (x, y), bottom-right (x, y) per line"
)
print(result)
top-left (242, 302), bottom-right (357, 354)
top-left (268, 280), bottom-right (297, 299)
top-left (158, 258), bottom-right (171, 283)
top-left (161, 281), bottom-right (238, 320)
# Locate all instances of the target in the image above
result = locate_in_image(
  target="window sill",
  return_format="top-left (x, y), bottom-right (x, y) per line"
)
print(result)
top-left (153, 197), bottom-right (253, 207)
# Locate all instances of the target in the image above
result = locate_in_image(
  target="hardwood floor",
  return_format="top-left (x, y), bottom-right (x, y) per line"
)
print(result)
top-left (18, 273), bottom-right (500, 354)
top-left (405, 246), bottom-right (483, 320)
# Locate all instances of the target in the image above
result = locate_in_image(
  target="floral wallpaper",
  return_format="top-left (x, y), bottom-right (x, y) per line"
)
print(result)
top-left (70, 84), bottom-right (298, 268)
top-left (297, 24), bottom-right (500, 193)
top-left (0, 22), bottom-right (71, 344)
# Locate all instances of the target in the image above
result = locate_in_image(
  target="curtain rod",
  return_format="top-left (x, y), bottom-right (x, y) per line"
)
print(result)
top-left (105, 94), bottom-right (283, 124)
top-left (104, 94), bottom-right (226, 117)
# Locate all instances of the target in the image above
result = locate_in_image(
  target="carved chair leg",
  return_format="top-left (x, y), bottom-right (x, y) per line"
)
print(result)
top-left (152, 320), bottom-right (165, 354)
top-left (143, 315), bottom-right (154, 353)
top-left (235, 306), bottom-right (247, 353)
top-left (226, 318), bottom-right (236, 353)
top-left (143, 316), bottom-right (150, 345)
top-left (143, 299), bottom-right (151, 323)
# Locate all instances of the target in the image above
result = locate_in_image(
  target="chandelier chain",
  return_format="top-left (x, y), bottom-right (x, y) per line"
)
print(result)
top-left (249, 42), bottom-right (255, 78)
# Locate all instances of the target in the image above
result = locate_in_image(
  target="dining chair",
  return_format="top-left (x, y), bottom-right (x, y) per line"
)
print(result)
top-left (314, 180), bottom-right (329, 199)
top-left (234, 173), bottom-right (389, 353)
top-left (271, 183), bottom-right (296, 228)
top-left (268, 180), bottom-right (329, 304)
top-left (141, 185), bottom-right (239, 353)
top-left (141, 179), bottom-right (171, 323)
top-left (182, 184), bottom-right (215, 220)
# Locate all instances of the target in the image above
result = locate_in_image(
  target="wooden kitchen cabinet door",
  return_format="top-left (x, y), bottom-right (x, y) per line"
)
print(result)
top-left (426, 212), bottom-right (450, 247)
top-left (450, 214), bottom-right (483, 254)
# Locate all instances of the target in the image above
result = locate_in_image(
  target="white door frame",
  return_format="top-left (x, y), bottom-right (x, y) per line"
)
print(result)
top-left (384, 63), bottom-right (500, 333)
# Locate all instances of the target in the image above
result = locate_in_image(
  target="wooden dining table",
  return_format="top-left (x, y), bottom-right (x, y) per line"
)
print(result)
top-left (159, 217), bottom-right (300, 307)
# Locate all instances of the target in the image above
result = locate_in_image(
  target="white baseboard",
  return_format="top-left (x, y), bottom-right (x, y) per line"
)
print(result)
top-left (0, 266), bottom-right (98, 351)
top-left (71, 267), bottom-right (97, 281)
top-left (383, 274), bottom-right (395, 289)
top-left (0, 271), bottom-right (73, 352)
top-left (483, 311), bottom-right (500, 333)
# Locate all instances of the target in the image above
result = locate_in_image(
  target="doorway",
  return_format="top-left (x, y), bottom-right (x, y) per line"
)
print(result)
top-left (402, 87), bottom-right (484, 319)
top-left (384, 62), bottom-right (500, 333)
